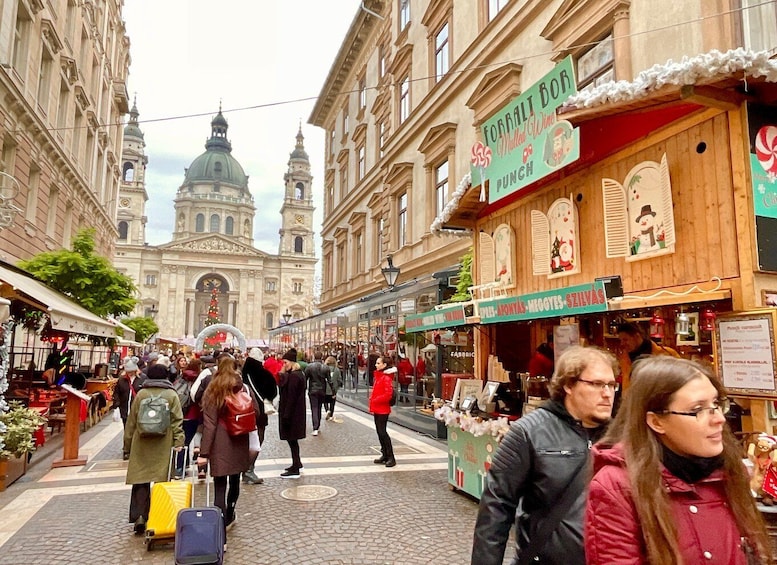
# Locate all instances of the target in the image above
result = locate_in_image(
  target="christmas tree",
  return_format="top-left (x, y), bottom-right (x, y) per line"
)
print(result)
top-left (204, 287), bottom-right (225, 347)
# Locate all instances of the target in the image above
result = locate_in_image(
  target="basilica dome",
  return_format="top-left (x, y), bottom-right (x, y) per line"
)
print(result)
top-left (183, 110), bottom-right (248, 189)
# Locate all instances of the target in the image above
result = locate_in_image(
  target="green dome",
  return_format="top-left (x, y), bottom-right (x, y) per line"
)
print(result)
top-left (124, 100), bottom-right (144, 140)
top-left (183, 111), bottom-right (248, 188)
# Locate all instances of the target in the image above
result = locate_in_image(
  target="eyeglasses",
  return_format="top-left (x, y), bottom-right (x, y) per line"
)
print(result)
top-left (577, 378), bottom-right (620, 392)
top-left (657, 398), bottom-right (731, 420)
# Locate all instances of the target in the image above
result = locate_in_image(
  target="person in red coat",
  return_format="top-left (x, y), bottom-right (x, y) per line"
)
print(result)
top-left (397, 354), bottom-right (414, 403)
top-left (369, 355), bottom-right (396, 467)
top-left (585, 356), bottom-right (770, 565)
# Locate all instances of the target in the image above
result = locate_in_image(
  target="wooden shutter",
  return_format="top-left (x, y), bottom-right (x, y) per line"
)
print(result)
top-left (530, 210), bottom-right (550, 275)
top-left (602, 178), bottom-right (628, 258)
top-left (479, 231), bottom-right (495, 284)
top-left (659, 153), bottom-right (676, 250)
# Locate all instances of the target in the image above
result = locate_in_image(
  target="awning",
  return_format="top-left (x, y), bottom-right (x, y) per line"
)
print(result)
top-left (107, 318), bottom-right (136, 342)
top-left (0, 261), bottom-right (117, 338)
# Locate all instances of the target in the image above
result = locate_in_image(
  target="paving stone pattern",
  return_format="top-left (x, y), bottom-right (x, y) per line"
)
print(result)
top-left (0, 400), bottom-right (520, 564)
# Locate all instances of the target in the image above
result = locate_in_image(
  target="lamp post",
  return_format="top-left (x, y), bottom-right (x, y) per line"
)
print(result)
top-left (282, 309), bottom-right (292, 324)
top-left (381, 255), bottom-right (400, 290)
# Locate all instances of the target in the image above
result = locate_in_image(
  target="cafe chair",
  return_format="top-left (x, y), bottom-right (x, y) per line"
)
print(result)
top-left (47, 397), bottom-right (67, 434)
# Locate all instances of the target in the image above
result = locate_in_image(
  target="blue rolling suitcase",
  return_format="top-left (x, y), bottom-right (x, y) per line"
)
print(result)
top-left (174, 463), bottom-right (224, 565)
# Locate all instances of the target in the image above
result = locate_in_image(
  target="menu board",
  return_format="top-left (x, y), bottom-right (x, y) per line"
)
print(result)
top-left (716, 310), bottom-right (777, 397)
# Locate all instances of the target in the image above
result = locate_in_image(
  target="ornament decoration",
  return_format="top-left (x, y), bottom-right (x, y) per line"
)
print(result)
top-left (434, 404), bottom-right (510, 441)
top-left (755, 125), bottom-right (777, 178)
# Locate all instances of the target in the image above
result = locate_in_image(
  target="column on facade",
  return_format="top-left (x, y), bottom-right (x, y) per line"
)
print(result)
top-left (612, 6), bottom-right (632, 81)
top-left (174, 266), bottom-right (186, 338)
top-left (158, 265), bottom-right (172, 337)
top-left (236, 270), bottom-right (249, 333)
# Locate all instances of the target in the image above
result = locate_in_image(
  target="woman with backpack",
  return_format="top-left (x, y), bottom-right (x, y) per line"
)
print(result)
top-left (123, 364), bottom-right (184, 535)
top-left (369, 355), bottom-right (397, 468)
top-left (196, 354), bottom-right (260, 539)
top-left (172, 358), bottom-right (202, 478)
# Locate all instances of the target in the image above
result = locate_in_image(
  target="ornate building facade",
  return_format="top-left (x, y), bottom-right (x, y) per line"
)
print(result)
top-left (0, 0), bottom-right (130, 262)
top-left (114, 108), bottom-right (317, 343)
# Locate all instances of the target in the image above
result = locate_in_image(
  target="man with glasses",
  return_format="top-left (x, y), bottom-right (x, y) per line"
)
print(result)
top-left (472, 345), bottom-right (618, 565)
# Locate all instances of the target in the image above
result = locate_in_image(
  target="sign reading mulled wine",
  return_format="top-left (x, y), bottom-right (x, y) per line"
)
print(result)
top-left (479, 281), bottom-right (608, 324)
top-left (406, 304), bottom-right (467, 333)
top-left (471, 56), bottom-right (580, 204)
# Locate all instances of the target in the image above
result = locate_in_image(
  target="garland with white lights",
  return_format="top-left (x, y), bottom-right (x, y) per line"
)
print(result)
top-left (0, 321), bottom-right (12, 454)
top-left (434, 403), bottom-right (511, 442)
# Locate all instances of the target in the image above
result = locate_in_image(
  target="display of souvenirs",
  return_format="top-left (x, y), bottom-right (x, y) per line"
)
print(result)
top-left (747, 433), bottom-right (777, 503)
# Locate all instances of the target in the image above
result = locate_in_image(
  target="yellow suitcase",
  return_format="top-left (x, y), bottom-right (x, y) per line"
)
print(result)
top-left (145, 448), bottom-right (192, 550)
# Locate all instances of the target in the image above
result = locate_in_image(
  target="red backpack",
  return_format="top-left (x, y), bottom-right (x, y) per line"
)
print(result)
top-left (222, 386), bottom-right (257, 436)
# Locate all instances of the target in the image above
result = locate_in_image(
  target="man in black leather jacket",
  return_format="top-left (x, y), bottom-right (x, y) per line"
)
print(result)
top-left (472, 346), bottom-right (618, 565)
top-left (304, 350), bottom-right (332, 436)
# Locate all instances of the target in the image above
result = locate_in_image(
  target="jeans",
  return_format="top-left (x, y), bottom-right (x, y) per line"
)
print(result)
top-left (373, 414), bottom-right (393, 460)
top-left (309, 392), bottom-right (325, 430)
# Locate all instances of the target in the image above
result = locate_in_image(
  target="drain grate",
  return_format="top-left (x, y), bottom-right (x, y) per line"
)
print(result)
top-left (281, 485), bottom-right (338, 501)
top-left (369, 445), bottom-right (420, 455)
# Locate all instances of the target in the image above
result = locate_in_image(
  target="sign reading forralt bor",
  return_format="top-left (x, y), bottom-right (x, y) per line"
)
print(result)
top-left (479, 281), bottom-right (608, 324)
top-left (406, 304), bottom-right (467, 333)
top-left (471, 56), bottom-right (580, 204)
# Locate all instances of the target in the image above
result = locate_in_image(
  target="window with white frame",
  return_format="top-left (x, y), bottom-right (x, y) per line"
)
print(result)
top-left (46, 186), bottom-right (58, 238)
top-left (359, 74), bottom-right (367, 110)
top-left (342, 105), bottom-right (349, 137)
top-left (400, 0), bottom-right (411, 30)
top-left (398, 192), bottom-right (408, 247)
top-left (25, 165), bottom-right (39, 223)
top-left (330, 129), bottom-right (335, 157)
top-left (435, 160), bottom-right (449, 216)
top-left (576, 34), bottom-right (614, 91)
top-left (435, 23), bottom-right (450, 82)
top-left (340, 165), bottom-right (348, 199)
top-left (357, 145), bottom-right (366, 180)
top-left (378, 121), bottom-right (387, 159)
top-left (742, 0), bottom-right (777, 53)
top-left (326, 184), bottom-right (334, 213)
top-left (355, 232), bottom-right (364, 273)
top-left (379, 43), bottom-right (388, 79)
top-left (37, 48), bottom-right (54, 111)
top-left (376, 216), bottom-right (384, 264)
top-left (57, 79), bottom-right (70, 131)
top-left (488, 0), bottom-right (508, 21)
top-left (145, 273), bottom-right (157, 286)
top-left (399, 75), bottom-right (410, 123)
top-left (266, 280), bottom-right (277, 292)
top-left (337, 242), bottom-right (346, 283)
top-left (12, 5), bottom-right (31, 72)
top-left (292, 281), bottom-right (303, 294)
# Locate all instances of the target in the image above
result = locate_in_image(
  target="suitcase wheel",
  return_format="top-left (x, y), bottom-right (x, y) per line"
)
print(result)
top-left (146, 540), bottom-right (154, 551)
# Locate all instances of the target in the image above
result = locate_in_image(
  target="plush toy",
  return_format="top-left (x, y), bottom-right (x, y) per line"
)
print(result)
top-left (747, 433), bottom-right (777, 504)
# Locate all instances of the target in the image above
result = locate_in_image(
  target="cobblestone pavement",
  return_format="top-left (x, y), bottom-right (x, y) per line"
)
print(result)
top-left (0, 402), bottom-right (513, 564)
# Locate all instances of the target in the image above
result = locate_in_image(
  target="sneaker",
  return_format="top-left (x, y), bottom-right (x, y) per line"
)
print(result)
top-left (280, 469), bottom-right (300, 479)
top-left (284, 465), bottom-right (303, 473)
top-left (385, 458), bottom-right (397, 468)
top-left (242, 470), bottom-right (263, 484)
top-left (325, 413), bottom-right (332, 421)
top-left (312, 429), bottom-right (319, 436)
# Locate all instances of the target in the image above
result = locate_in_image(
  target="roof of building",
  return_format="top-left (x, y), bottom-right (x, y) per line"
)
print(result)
top-left (183, 111), bottom-right (248, 188)
top-left (123, 99), bottom-right (144, 140)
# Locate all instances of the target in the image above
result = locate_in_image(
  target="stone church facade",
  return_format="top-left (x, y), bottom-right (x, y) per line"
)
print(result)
top-left (114, 105), bottom-right (317, 344)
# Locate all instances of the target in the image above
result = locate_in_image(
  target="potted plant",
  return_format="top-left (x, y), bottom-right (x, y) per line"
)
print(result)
top-left (0, 401), bottom-right (46, 491)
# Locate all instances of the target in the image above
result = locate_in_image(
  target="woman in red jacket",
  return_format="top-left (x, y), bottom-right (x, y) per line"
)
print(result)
top-left (369, 355), bottom-right (396, 467)
top-left (585, 357), bottom-right (770, 564)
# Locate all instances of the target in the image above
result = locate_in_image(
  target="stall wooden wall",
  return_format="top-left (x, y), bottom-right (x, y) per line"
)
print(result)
top-left (476, 108), bottom-right (743, 297)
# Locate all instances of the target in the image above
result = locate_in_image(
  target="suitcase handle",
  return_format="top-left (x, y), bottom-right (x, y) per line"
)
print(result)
top-left (167, 446), bottom-right (188, 482)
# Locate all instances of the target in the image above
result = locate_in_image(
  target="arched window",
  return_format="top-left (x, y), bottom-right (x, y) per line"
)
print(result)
top-left (295, 182), bottom-right (304, 200)
top-left (122, 162), bottom-right (134, 182)
top-left (225, 216), bottom-right (234, 235)
top-left (118, 221), bottom-right (128, 240)
top-left (214, 161), bottom-right (222, 177)
top-left (294, 236), bottom-right (303, 253)
top-left (265, 312), bottom-right (273, 329)
top-left (210, 214), bottom-right (220, 232)
top-left (195, 213), bottom-right (205, 232)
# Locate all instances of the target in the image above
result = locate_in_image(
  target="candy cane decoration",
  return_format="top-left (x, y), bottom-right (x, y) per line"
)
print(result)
top-left (470, 142), bottom-right (493, 201)
top-left (755, 125), bottom-right (777, 179)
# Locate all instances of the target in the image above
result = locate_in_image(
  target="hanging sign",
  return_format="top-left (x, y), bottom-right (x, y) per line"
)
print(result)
top-left (479, 281), bottom-right (607, 324)
top-left (715, 309), bottom-right (777, 398)
top-left (406, 304), bottom-right (467, 333)
top-left (471, 56), bottom-right (580, 203)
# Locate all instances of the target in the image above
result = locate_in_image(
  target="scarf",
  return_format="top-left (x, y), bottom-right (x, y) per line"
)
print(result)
top-left (661, 444), bottom-right (724, 484)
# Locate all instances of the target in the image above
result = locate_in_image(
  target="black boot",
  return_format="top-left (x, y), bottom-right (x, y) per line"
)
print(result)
top-left (373, 456), bottom-right (388, 464)
top-left (385, 458), bottom-right (397, 467)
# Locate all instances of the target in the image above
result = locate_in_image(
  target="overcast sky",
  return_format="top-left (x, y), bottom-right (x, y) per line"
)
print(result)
top-left (121, 1), bottom-right (359, 253)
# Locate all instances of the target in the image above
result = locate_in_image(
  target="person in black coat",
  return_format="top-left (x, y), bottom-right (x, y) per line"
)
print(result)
top-left (278, 349), bottom-right (306, 479)
top-left (241, 348), bottom-right (277, 484)
top-left (112, 358), bottom-right (146, 428)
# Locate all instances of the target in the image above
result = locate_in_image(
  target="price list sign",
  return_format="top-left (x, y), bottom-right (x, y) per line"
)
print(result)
top-left (716, 310), bottom-right (777, 397)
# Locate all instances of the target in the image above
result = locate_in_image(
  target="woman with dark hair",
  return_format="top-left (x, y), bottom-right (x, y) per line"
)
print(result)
top-left (278, 349), bottom-right (306, 478)
top-left (369, 355), bottom-right (397, 467)
top-left (585, 356), bottom-right (771, 564)
top-left (196, 354), bottom-right (259, 543)
top-left (241, 348), bottom-right (277, 484)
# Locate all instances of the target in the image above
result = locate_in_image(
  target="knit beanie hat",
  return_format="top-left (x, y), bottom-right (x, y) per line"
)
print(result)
top-left (282, 348), bottom-right (298, 362)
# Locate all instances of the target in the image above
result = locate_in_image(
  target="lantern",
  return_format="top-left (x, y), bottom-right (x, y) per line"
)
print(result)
top-left (700, 307), bottom-right (716, 332)
top-left (675, 310), bottom-right (690, 336)
top-left (649, 310), bottom-right (665, 339)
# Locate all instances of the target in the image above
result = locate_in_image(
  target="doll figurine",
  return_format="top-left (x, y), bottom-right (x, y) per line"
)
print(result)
top-left (747, 433), bottom-right (777, 504)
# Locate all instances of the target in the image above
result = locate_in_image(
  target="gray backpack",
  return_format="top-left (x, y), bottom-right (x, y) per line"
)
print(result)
top-left (136, 394), bottom-right (171, 437)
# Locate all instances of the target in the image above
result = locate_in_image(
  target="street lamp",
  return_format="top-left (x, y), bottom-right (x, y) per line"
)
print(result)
top-left (381, 255), bottom-right (400, 290)
top-left (148, 304), bottom-right (158, 319)
top-left (282, 309), bottom-right (292, 324)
